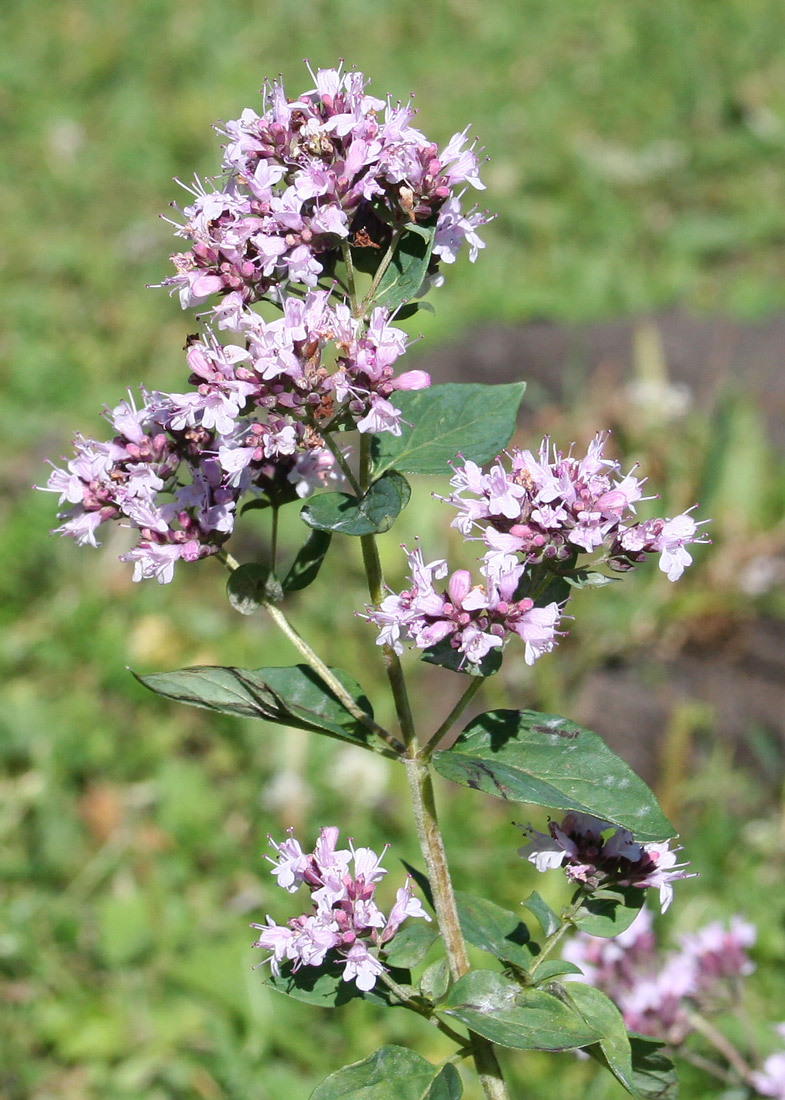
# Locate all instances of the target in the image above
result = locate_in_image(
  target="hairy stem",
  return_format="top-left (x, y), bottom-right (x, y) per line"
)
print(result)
top-left (404, 757), bottom-right (509, 1100)
top-left (355, 437), bottom-right (509, 1097)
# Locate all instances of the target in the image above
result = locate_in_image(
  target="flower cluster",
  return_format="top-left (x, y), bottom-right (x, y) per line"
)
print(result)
top-left (518, 812), bottom-right (694, 912)
top-left (42, 65), bottom-right (492, 582)
top-left (40, 389), bottom-right (342, 583)
top-left (364, 543), bottom-right (561, 667)
top-left (445, 433), bottom-right (708, 581)
top-left (563, 907), bottom-right (756, 1045)
top-left (163, 63), bottom-right (489, 314)
top-left (364, 434), bottom-right (707, 669)
top-left (251, 827), bottom-right (430, 992)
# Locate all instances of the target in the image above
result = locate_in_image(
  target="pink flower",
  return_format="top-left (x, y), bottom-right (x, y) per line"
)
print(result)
top-left (252, 828), bottom-right (428, 992)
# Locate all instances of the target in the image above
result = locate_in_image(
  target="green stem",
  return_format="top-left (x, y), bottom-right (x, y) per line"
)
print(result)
top-left (422, 678), bottom-right (484, 757)
top-left (376, 970), bottom-right (468, 1048)
top-left (403, 757), bottom-right (510, 1100)
top-left (686, 1010), bottom-right (755, 1085)
top-left (358, 226), bottom-right (405, 317)
top-left (340, 241), bottom-right (359, 315)
top-left (218, 551), bottom-right (402, 755)
top-left (355, 451), bottom-right (509, 1098)
top-left (259, 598), bottom-right (404, 756)
top-left (270, 505), bottom-right (279, 573)
top-left (320, 428), bottom-right (363, 497)
top-left (527, 895), bottom-right (585, 980)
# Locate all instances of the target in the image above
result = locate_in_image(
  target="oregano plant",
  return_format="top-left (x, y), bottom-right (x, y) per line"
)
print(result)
top-left (43, 62), bottom-right (771, 1100)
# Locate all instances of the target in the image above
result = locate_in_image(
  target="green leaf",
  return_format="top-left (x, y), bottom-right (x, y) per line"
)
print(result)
top-left (564, 570), bottom-right (619, 590)
top-left (267, 960), bottom-right (394, 1010)
top-left (420, 958), bottom-right (450, 1003)
top-left (310, 1045), bottom-right (462, 1100)
top-left (395, 300), bottom-right (435, 321)
top-left (283, 530), bottom-right (332, 592)
top-left (382, 923), bottom-right (439, 969)
top-left (562, 983), bottom-right (639, 1097)
top-left (226, 563), bottom-right (283, 614)
top-left (529, 960), bottom-right (583, 982)
top-left (573, 886), bottom-right (646, 937)
top-left (301, 472), bottom-right (411, 535)
top-left (521, 891), bottom-right (560, 938)
top-left (371, 383), bottom-right (526, 477)
top-left (623, 1037), bottom-right (680, 1099)
top-left (421, 638), bottom-right (503, 678)
top-left (443, 971), bottom-right (600, 1051)
top-left (134, 664), bottom-right (373, 748)
top-left (455, 891), bottom-right (534, 971)
top-left (432, 710), bottom-right (674, 842)
top-left (371, 220), bottom-right (437, 312)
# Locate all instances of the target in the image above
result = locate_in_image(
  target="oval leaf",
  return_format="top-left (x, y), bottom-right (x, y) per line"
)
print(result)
top-left (371, 383), bottom-right (526, 477)
top-left (443, 971), bottom-right (600, 1051)
top-left (432, 710), bottom-right (674, 842)
top-left (227, 564), bottom-right (283, 614)
top-left (562, 983), bottom-right (639, 1097)
top-left (521, 891), bottom-right (560, 939)
top-left (420, 959), bottom-right (450, 1003)
top-left (310, 1045), bottom-right (462, 1100)
top-left (301, 472), bottom-right (411, 536)
top-left (382, 922), bottom-right (439, 969)
top-left (528, 960), bottom-right (583, 982)
top-left (134, 664), bottom-right (373, 748)
top-left (624, 1037), bottom-right (679, 1099)
top-left (573, 886), bottom-right (646, 937)
top-left (455, 891), bottom-right (534, 971)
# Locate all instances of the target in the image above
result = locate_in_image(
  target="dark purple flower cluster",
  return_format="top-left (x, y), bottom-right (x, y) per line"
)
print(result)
top-left (563, 908), bottom-right (756, 1044)
top-left (519, 812), bottom-right (694, 912)
top-left (252, 827), bottom-right (430, 992)
top-left (163, 64), bottom-right (489, 312)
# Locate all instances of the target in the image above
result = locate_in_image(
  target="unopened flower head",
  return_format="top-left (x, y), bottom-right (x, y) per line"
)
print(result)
top-left (252, 828), bottom-right (430, 992)
top-left (518, 812), bottom-right (694, 912)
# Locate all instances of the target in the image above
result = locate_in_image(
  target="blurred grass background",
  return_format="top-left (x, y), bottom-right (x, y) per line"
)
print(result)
top-left (3, 1), bottom-right (785, 1097)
